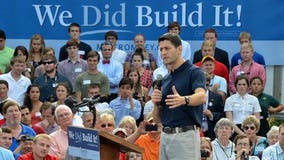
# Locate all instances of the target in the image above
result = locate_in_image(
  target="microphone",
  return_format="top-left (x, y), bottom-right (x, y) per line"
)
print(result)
top-left (241, 151), bottom-right (249, 160)
top-left (82, 95), bottom-right (108, 105)
top-left (155, 74), bottom-right (163, 90)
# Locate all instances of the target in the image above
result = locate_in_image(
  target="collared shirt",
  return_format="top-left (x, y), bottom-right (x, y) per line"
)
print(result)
top-left (0, 72), bottom-right (31, 105)
top-left (231, 51), bottom-right (266, 69)
top-left (0, 146), bottom-right (14, 160)
top-left (210, 75), bottom-right (227, 95)
top-left (212, 139), bottom-right (235, 160)
top-left (57, 58), bottom-right (88, 86)
top-left (98, 59), bottom-right (123, 94)
top-left (224, 93), bottom-right (262, 124)
top-left (9, 124), bottom-right (36, 151)
top-left (160, 61), bottom-right (205, 127)
top-left (229, 61), bottom-right (266, 93)
top-left (109, 97), bottom-right (141, 125)
top-left (49, 128), bottom-right (68, 159)
top-left (99, 48), bottom-right (127, 64)
top-left (262, 142), bottom-right (284, 160)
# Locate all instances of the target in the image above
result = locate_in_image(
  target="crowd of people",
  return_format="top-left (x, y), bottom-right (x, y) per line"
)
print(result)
top-left (0, 21), bottom-right (283, 160)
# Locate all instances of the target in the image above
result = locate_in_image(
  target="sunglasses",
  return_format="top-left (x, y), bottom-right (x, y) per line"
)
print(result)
top-left (243, 126), bottom-right (256, 130)
top-left (43, 61), bottom-right (54, 65)
top-left (101, 123), bottom-right (114, 128)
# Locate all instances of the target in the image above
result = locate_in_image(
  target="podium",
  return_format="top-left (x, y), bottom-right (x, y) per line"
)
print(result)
top-left (99, 131), bottom-right (144, 160)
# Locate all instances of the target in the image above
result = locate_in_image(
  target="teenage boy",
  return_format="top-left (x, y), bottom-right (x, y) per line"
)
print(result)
top-left (109, 77), bottom-right (141, 125)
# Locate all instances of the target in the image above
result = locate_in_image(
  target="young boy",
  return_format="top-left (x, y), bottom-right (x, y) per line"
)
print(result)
top-left (109, 77), bottom-right (141, 125)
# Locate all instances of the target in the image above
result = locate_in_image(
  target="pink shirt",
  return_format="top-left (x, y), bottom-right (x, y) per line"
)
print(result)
top-left (229, 61), bottom-right (266, 93)
top-left (49, 128), bottom-right (68, 159)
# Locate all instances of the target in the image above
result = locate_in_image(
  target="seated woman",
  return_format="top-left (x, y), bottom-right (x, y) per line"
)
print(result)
top-left (242, 115), bottom-right (268, 158)
top-left (201, 137), bottom-right (213, 160)
top-left (118, 115), bottom-right (137, 137)
top-left (212, 118), bottom-right (235, 160)
top-left (266, 126), bottom-right (279, 146)
top-left (98, 113), bottom-right (116, 134)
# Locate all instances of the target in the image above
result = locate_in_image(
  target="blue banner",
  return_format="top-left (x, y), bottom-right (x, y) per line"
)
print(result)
top-left (1, 0), bottom-right (284, 65)
top-left (68, 126), bottom-right (100, 160)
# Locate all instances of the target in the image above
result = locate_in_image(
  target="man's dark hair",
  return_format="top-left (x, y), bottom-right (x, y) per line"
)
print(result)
top-left (87, 50), bottom-right (100, 62)
top-left (158, 33), bottom-right (182, 48)
top-left (68, 22), bottom-right (81, 33)
top-left (0, 29), bottom-right (6, 39)
top-left (119, 77), bottom-right (134, 89)
top-left (167, 21), bottom-right (181, 32)
top-left (105, 31), bottom-right (118, 40)
top-left (204, 28), bottom-right (217, 38)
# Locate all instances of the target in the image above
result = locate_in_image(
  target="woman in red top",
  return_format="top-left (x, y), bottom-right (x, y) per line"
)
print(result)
top-left (24, 84), bottom-right (43, 125)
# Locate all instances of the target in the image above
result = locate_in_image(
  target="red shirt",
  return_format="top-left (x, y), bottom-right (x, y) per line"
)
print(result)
top-left (18, 152), bottom-right (59, 160)
top-left (195, 60), bottom-right (229, 83)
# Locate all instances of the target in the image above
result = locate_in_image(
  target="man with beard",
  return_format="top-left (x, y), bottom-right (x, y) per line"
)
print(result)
top-left (34, 54), bottom-right (72, 102)
top-left (18, 134), bottom-right (59, 160)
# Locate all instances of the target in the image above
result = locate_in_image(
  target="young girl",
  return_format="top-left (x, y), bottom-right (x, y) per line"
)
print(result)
top-left (53, 83), bottom-right (70, 107)
top-left (127, 67), bottom-right (150, 107)
top-left (131, 49), bottom-right (153, 89)
top-left (28, 34), bottom-right (45, 68)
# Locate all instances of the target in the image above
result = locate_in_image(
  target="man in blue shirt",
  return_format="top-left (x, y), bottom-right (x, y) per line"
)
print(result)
top-left (34, 54), bottom-right (72, 102)
top-left (98, 42), bottom-right (123, 102)
top-left (152, 33), bottom-right (206, 160)
top-left (109, 77), bottom-right (141, 125)
top-left (1, 100), bottom-right (36, 152)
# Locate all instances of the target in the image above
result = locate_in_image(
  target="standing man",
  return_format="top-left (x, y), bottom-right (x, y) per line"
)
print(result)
top-left (59, 22), bottom-right (92, 61)
top-left (157, 21), bottom-right (192, 67)
top-left (231, 32), bottom-right (266, 69)
top-left (103, 31), bottom-right (127, 65)
top-left (229, 43), bottom-right (266, 93)
top-left (34, 54), bottom-right (72, 102)
top-left (151, 33), bottom-right (206, 159)
top-left (0, 29), bottom-right (14, 72)
top-left (193, 28), bottom-right (230, 71)
top-left (74, 51), bottom-right (110, 102)
top-left (98, 42), bottom-right (123, 102)
top-left (57, 39), bottom-right (88, 86)
top-left (0, 57), bottom-right (31, 105)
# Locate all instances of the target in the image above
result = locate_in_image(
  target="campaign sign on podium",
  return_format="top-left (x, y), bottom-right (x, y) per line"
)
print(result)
top-left (68, 126), bottom-right (100, 160)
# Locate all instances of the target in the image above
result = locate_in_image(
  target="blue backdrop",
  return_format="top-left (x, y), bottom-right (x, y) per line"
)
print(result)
top-left (1, 0), bottom-right (284, 65)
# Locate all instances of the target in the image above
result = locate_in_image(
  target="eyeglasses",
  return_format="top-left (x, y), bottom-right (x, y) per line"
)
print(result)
top-left (237, 143), bottom-right (249, 147)
top-left (243, 126), bottom-right (256, 130)
top-left (101, 123), bottom-right (114, 128)
top-left (43, 61), bottom-right (54, 65)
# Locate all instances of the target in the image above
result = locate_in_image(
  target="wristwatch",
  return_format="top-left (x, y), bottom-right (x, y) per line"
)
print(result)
top-left (184, 96), bottom-right (190, 105)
